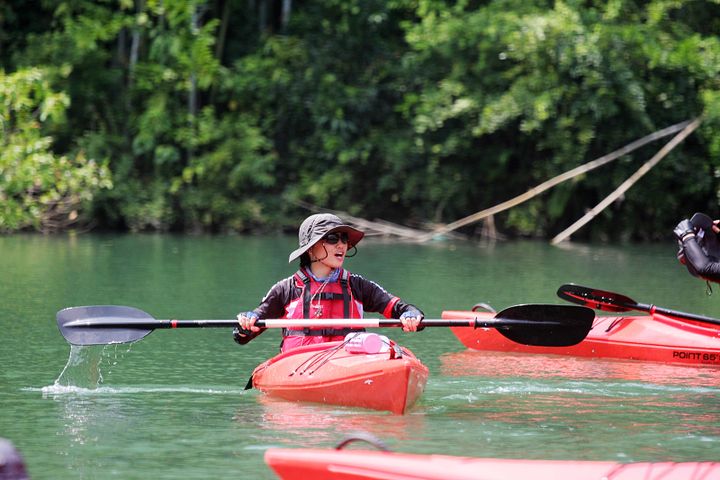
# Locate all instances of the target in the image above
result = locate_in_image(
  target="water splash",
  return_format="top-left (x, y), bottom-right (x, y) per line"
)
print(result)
top-left (38, 343), bottom-right (248, 397)
top-left (44, 343), bottom-right (134, 391)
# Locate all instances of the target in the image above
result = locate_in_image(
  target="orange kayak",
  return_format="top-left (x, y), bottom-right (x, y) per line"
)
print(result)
top-left (446, 309), bottom-right (720, 366)
top-left (265, 448), bottom-right (720, 480)
top-left (251, 340), bottom-right (428, 414)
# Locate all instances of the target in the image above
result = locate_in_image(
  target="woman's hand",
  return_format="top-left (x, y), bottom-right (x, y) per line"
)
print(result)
top-left (237, 311), bottom-right (261, 332)
top-left (400, 311), bottom-right (423, 332)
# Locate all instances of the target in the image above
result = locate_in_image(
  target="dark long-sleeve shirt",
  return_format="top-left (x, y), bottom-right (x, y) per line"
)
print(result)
top-left (680, 235), bottom-right (720, 282)
top-left (235, 272), bottom-right (423, 344)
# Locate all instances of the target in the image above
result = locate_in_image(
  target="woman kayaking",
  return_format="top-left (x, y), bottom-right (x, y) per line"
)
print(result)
top-left (674, 212), bottom-right (720, 284)
top-left (234, 213), bottom-right (423, 351)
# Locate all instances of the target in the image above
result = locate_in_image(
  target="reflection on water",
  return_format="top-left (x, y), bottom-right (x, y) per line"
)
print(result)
top-left (37, 385), bottom-right (247, 396)
top-left (240, 395), bottom-right (427, 445)
top-left (440, 350), bottom-right (720, 387)
top-left (32, 381), bottom-right (256, 479)
top-left (420, 384), bottom-right (720, 462)
top-left (424, 350), bottom-right (720, 461)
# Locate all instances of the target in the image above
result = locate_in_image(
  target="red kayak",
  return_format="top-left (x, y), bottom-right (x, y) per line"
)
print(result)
top-left (446, 308), bottom-right (720, 366)
top-left (265, 448), bottom-right (720, 480)
top-left (251, 340), bottom-right (428, 414)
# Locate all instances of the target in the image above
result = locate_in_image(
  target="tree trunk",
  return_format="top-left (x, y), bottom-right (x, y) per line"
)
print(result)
top-left (189, 6), bottom-right (199, 118)
top-left (258, 0), bottom-right (267, 33)
top-left (215, 0), bottom-right (231, 62)
top-left (128, 0), bottom-right (145, 87)
top-left (281, 0), bottom-right (292, 31)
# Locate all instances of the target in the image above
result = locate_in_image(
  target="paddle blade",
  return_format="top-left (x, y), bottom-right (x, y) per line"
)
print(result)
top-left (493, 304), bottom-right (594, 347)
top-left (556, 284), bottom-right (634, 313)
top-left (57, 306), bottom-right (155, 345)
top-left (690, 212), bottom-right (714, 230)
top-left (690, 212), bottom-right (720, 258)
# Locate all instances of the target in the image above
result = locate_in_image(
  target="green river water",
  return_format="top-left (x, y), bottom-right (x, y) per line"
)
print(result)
top-left (1, 234), bottom-right (719, 479)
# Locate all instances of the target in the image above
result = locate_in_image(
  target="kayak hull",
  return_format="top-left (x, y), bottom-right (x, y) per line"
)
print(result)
top-left (251, 341), bottom-right (429, 414)
top-left (265, 448), bottom-right (720, 480)
top-left (446, 310), bottom-right (720, 366)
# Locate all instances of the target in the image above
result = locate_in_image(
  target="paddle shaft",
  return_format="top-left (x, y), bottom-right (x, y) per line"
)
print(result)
top-left (62, 317), bottom-right (569, 330)
top-left (57, 304), bottom-right (593, 347)
top-left (620, 301), bottom-right (720, 327)
top-left (558, 284), bottom-right (720, 327)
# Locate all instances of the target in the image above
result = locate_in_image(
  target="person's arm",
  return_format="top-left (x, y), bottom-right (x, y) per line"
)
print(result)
top-left (350, 274), bottom-right (424, 331)
top-left (233, 277), bottom-right (294, 344)
top-left (681, 236), bottom-right (720, 281)
top-left (675, 219), bottom-right (720, 282)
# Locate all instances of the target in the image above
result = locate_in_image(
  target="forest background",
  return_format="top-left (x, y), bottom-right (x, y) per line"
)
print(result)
top-left (2, 0), bottom-right (719, 241)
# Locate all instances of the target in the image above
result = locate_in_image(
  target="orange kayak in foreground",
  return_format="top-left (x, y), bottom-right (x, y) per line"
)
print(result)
top-left (265, 448), bottom-right (720, 480)
top-left (446, 309), bottom-right (720, 366)
top-left (251, 341), bottom-right (429, 414)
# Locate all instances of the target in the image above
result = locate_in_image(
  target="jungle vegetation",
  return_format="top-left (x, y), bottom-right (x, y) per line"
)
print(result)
top-left (2, 0), bottom-right (719, 241)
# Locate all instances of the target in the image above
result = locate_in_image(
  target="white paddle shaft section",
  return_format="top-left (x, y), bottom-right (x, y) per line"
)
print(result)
top-left (259, 319), bottom-right (393, 328)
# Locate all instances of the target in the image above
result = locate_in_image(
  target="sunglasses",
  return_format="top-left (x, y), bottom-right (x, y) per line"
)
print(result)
top-left (323, 232), bottom-right (349, 245)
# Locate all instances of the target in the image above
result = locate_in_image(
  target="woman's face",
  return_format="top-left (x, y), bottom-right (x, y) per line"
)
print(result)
top-left (309, 232), bottom-right (349, 270)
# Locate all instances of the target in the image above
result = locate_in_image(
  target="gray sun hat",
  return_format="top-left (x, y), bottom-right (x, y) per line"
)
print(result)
top-left (288, 213), bottom-right (365, 263)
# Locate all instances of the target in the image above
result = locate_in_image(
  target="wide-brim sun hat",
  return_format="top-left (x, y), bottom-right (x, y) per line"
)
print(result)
top-left (288, 213), bottom-right (365, 263)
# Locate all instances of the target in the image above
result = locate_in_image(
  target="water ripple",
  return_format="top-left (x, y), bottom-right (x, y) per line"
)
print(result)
top-left (28, 384), bottom-right (249, 396)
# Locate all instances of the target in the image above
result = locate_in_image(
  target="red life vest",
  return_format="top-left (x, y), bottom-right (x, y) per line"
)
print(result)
top-left (281, 268), bottom-right (365, 351)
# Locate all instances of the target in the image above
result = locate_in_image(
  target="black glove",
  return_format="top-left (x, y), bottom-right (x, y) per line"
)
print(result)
top-left (673, 219), bottom-right (694, 241)
top-left (400, 308), bottom-right (425, 331)
top-left (233, 310), bottom-right (259, 344)
top-left (233, 326), bottom-right (254, 345)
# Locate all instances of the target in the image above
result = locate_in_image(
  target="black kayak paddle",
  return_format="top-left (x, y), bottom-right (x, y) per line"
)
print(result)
top-left (557, 283), bottom-right (720, 327)
top-left (56, 304), bottom-right (594, 348)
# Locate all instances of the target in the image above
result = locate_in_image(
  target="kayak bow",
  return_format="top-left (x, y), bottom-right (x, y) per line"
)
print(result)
top-left (251, 340), bottom-right (429, 414)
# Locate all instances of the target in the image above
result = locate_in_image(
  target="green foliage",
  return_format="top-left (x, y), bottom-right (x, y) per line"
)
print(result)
top-left (398, 0), bottom-right (720, 238)
top-left (2, 0), bottom-right (720, 239)
top-left (0, 67), bottom-right (111, 232)
top-left (173, 107), bottom-right (277, 231)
